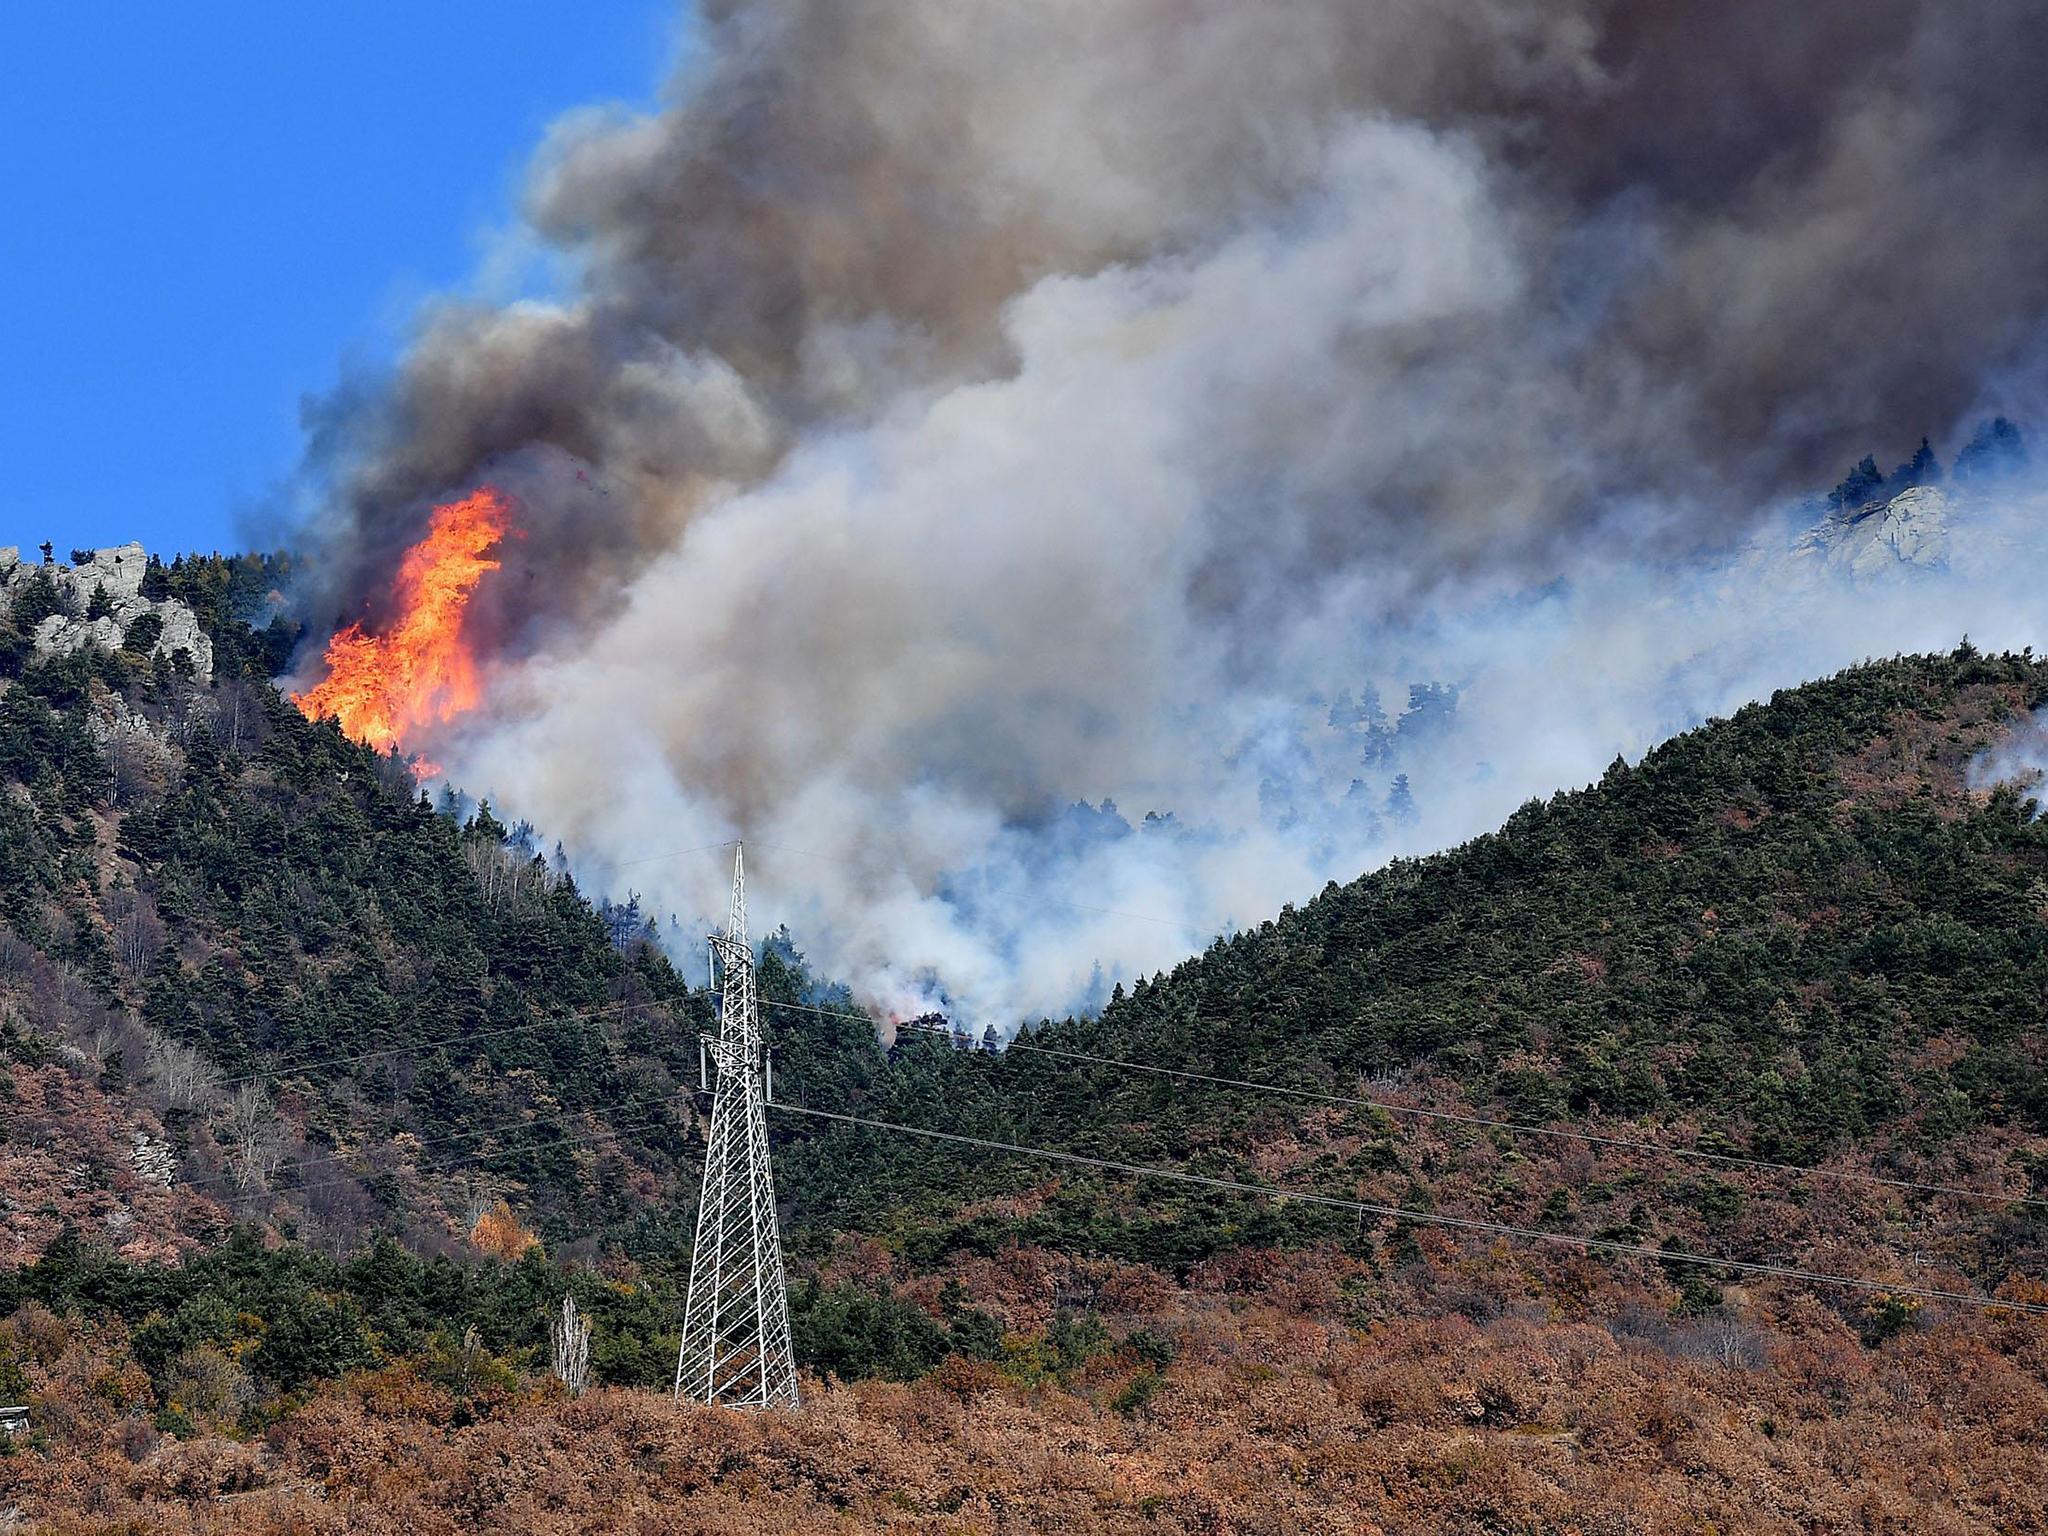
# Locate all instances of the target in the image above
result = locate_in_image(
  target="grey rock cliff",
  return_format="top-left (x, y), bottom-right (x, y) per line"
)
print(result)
top-left (1791, 484), bottom-right (1953, 579)
top-left (0, 542), bottom-right (214, 679)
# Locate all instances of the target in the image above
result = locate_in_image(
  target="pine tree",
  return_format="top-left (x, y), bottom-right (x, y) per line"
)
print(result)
top-left (1954, 416), bottom-right (2027, 483)
top-left (1889, 437), bottom-right (1941, 489)
top-left (1385, 773), bottom-right (1418, 827)
top-left (1827, 455), bottom-right (1886, 512)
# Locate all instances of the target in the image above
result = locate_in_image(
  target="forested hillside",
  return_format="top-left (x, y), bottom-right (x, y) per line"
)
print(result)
top-left (777, 645), bottom-right (2048, 1300)
top-left (2, 563), bottom-right (2046, 1530)
top-left (0, 552), bottom-right (712, 1268)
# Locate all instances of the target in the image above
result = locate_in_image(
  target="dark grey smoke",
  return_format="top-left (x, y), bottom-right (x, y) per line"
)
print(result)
top-left (287, 0), bottom-right (2048, 1020)
top-left (300, 0), bottom-right (2048, 637)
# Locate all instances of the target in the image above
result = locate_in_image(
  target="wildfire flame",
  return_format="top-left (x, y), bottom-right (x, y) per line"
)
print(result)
top-left (292, 487), bottom-right (513, 761)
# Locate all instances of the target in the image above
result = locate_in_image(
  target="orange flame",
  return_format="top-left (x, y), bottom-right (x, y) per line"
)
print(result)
top-left (292, 487), bottom-right (513, 756)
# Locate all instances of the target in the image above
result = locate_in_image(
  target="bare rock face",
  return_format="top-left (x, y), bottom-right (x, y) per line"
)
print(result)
top-left (0, 542), bottom-right (214, 679)
top-left (33, 612), bottom-right (127, 655)
top-left (130, 1132), bottom-right (178, 1189)
top-left (1792, 485), bottom-right (1953, 579)
top-left (152, 602), bottom-right (214, 673)
top-left (78, 541), bottom-right (149, 600)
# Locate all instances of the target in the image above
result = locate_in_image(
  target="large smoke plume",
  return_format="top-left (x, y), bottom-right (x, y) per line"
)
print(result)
top-left (293, 0), bottom-right (2048, 1021)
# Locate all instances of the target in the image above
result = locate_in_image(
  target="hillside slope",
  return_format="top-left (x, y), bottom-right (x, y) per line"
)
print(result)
top-left (775, 646), bottom-right (2048, 1321)
top-left (3, 563), bottom-right (2047, 1529)
top-left (0, 551), bottom-right (714, 1265)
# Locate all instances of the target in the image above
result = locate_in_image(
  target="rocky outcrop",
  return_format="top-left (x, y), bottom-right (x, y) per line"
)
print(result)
top-left (1791, 484), bottom-right (1952, 579)
top-left (131, 1132), bottom-right (178, 1188)
top-left (0, 541), bottom-right (214, 679)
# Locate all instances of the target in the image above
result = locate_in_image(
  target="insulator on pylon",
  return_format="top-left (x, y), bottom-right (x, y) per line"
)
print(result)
top-left (764, 1050), bottom-right (774, 1105)
top-left (698, 1037), bottom-right (709, 1091)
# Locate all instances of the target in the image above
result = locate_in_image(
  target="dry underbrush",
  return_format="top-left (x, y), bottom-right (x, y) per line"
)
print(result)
top-left (2, 1275), bottom-right (2042, 1536)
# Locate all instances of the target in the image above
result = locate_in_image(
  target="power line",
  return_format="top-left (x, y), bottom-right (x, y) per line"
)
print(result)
top-left (768, 1102), bottom-right (2048, 1318)
top-left (210, 997), bottom-right (671, 1090)
top-left (528, 831), bottom-right (1219, 937)
top-left (205, 1075), bottom-right (2048, 1320)
top-left (172, 1001), bottom-right (704, 1195)
top-left (180, 1007), bottom-right (2048, 1324)
top-left (210, 986), bottom-right (2032, 1216)
top-left (215, 1098), bottom-right (698, 1209)
top-left (577, 839), bottom-right (739, 876)
top-left (192, 1077), bottom-right (2048, 1319)
top-left (990, 1035), bottom-right (2048, 1212)
top-left (175, 1078), bottom-right (704, 1197)
top-left (569, 845), bottom-right (2038, 1210)
top-left (765, 999), bottom-right (2047, 1212)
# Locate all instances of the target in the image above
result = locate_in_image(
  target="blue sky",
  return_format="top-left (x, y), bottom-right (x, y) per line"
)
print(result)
top-left (0, 3), bottom-right (681, 559)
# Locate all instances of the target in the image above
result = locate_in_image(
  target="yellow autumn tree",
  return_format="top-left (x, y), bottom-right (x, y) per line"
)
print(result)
top-left (469, 1199), bottom-right (539, 1261)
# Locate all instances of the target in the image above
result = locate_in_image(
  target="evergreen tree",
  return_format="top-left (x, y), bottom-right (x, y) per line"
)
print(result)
top-left (1826, 454), bottom-right (1886, 512)
top-left (1889, 436), bottom-right (1941, 489)
top-left (1953, 416), bottom-right (2027, 483)
top-left (1384, 772), bottom-right (1418, 826)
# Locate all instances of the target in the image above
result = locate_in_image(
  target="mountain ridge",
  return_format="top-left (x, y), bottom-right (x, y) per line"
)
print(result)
top-left (2, 559), bottom-right (2047, 1530)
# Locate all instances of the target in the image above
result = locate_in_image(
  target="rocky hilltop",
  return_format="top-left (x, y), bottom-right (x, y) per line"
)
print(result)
top-left (1792, 481), bottom-right (1953, 577)
top-left (0, 542), bottom-right (213, 679)
top-left (1785, 417), bottom-right (2031, 581)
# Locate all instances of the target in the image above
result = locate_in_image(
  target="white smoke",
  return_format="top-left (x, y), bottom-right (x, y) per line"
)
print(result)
top-left (1969, 686), bottom-right (2048, 813)
top-left (458, 473), bottom-right (2048, 1027)
top-left (291, 3), bottom-right (2048, 1026)
top-left (431, 120), bottom-right (2048, 1024)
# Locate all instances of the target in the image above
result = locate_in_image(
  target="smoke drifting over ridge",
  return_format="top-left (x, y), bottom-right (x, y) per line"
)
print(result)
top-left (295, 1), bottom-right (2048, 1020)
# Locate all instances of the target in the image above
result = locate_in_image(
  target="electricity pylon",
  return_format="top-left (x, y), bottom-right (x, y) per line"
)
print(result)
top-left (675, 845), bottom-right (799, 1409)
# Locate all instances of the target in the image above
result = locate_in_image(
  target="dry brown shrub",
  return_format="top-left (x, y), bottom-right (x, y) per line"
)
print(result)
top-left (139, 1436), bottom-right (265, 1500)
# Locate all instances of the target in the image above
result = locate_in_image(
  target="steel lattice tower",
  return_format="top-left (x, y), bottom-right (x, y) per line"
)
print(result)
top-left (675, 845), bottom-right (799, 1408)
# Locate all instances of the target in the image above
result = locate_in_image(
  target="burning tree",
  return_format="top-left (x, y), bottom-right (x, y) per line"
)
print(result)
top-left (291, 487), bottom-right (513, 756)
